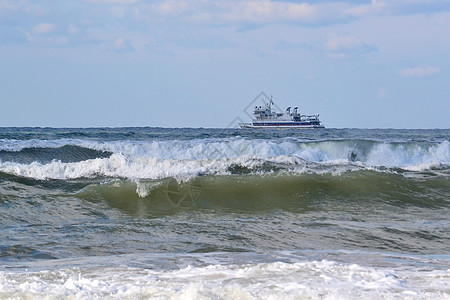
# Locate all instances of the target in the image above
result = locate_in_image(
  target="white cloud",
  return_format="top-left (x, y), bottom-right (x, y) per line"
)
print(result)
top-left (108, 6), bottom-right (129, 18)
top-left (134, 1), bottom-right (387, 25)
top-left (345, 0), bottom-right (387, 17)
top-left (157, 0), bottom-right (189, 16)
top-left (326, 35), bottom-right (362, 51)
top-left (68, 24), bottom-right (79, 35)
top-left (217, 1), bottom-right (336, 24)
top-left (146, 0), bottom-right (425, 25)
top-left (325, 34), bottom-right (377, 58)
top-left (84, 0), bottom-right (139, 4)
top-left (378, 87), bottom-right (388, 99)
top-left (399, 65), bottom-right (440, 77)
top-left (0, 1), bottom-right (46, 17)
top-left (111, 36), bottom-right (134, 52)
top-left (32, 23), bottom-right (55, 34)
top-left (5, 0), bottom-right (449, 55)
top-left (0, 2), bottom-right (16, 11)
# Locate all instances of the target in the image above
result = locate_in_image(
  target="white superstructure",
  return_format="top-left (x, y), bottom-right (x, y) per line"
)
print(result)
top-left (239, 98), bottom-right (324, 129)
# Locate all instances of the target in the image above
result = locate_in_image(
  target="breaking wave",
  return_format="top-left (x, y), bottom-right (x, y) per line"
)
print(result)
top-left (0, 138), bottom-right (448, 180)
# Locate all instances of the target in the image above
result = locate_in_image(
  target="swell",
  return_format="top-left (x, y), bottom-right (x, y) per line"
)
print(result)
top-left (0, 145), bottom-right (112, 164)
top-left (72, 172), bottom-right (449, 214)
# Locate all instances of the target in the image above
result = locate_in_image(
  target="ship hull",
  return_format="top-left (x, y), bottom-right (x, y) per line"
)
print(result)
top-left (239, 122), bottom-right (325, 129)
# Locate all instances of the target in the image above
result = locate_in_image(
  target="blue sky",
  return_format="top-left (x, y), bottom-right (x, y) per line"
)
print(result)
top-left (0, 0), bottom-right (449, 128)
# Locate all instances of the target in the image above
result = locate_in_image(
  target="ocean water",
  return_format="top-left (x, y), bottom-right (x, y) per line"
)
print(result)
top-left (0, 127), bottom-right (449, 299)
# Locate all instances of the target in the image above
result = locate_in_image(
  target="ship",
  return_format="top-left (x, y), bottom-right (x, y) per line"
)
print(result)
top-left (239, 97), bottom-right (325, 129)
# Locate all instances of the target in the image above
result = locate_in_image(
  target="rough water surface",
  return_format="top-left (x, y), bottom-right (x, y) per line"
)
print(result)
top-left (0, 127), bottom-right (449, 299)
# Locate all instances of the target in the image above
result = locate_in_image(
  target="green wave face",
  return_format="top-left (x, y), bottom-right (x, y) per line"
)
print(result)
top-left (65, 172), bottom-right (449, 217)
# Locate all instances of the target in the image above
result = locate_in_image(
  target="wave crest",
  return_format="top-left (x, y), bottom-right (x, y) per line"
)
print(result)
top-left (0, 139), bottom-right (448, 180)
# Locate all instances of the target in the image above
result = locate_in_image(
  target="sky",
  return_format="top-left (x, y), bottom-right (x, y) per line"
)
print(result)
top-left (0, 0), bottom-right (449, 128)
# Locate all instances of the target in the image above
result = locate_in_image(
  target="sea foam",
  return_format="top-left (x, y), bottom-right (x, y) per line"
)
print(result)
top-left (0, 260), bottom-right (448, 299)
top-left (0, 138), bottom-right (448, 180)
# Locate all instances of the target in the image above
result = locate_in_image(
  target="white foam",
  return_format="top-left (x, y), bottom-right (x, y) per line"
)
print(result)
top-left (365, 140), bottom-right (449, 170)
top-left (135, 180), bottom-right (161, 198)
top-left (0, 154), bottom-right (305, 180)
top-left (1, 260), bottom-right (449, 299)
top-left (0, 138), bottom-right (448, 180)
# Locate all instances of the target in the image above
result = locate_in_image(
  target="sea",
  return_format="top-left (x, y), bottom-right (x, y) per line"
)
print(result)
top-left (0, 127), bottom-right (448, 299)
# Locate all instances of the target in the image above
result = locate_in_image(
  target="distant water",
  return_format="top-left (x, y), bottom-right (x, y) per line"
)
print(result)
top-left (0, 127), bottom-right (449, 299)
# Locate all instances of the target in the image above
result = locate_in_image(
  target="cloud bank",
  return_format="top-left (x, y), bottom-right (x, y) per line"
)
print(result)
top-left (399, 65), bottom-right (440, 77)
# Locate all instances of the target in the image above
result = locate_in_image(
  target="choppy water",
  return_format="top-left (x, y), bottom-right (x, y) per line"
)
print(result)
top-left (0, 127), bottom-right (449, 299)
